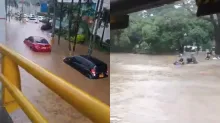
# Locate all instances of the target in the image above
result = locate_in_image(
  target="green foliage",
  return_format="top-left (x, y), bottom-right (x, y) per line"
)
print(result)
top-left (111, 4), bottom-right (214, 54)
top-left (65, 34), bottom-right (85, 44)
top-left (55, 2), bottom-right (94, 43)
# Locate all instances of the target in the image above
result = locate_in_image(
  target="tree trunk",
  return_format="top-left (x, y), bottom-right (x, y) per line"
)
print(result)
top-left (115, 30), bottom-right (122, 45)
top-left (215, 33), bottom-right (220, 55)
top-left (179, 45), bottom-right (184, 54)
top-left (210, 14), bottom-right (220, 55)
top-left (177, 40), bottom-right (184, 54)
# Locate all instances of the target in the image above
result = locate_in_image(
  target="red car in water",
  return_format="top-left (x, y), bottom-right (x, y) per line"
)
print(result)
top-left (24, 36), bottom-right (51, 52)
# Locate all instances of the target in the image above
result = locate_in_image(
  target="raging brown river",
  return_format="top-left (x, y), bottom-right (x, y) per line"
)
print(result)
top-left (110, 53), bottom-right (220, 123)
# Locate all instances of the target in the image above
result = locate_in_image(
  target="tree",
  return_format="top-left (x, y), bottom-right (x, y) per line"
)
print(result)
top-left (177, 0), bottom-right (219, 54)
top-left (111, 1), bottom-right (214, 54)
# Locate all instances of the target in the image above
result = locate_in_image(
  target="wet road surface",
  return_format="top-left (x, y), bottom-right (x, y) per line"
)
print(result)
top-left (111, 53), bottom-right (220, 123)
top-left (6, 20), bottom-right (109, 123)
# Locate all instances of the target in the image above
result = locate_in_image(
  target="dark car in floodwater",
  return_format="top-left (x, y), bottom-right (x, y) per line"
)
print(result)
top-left (63, 55), bottom-right (108, 79)
top-left (41, 22), bottom-right (52, 31)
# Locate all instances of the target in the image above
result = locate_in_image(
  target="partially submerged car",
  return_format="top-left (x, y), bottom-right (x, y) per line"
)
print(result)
top-left (63, 55), bottom-right (108, 79)
top-left (41, 22), bottom-right (52, 31)
top-left (24, 36), bottom-right (51, 52)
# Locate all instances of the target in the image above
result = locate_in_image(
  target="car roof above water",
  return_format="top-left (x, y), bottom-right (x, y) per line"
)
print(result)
top-left (73, 55), bottom-right (106, 66)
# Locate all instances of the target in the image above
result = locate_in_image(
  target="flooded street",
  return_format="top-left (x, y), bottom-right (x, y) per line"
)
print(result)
top-left (111, 53), bottom-right (220, 123)
top-left (6, 20), bottom-right (109, 123)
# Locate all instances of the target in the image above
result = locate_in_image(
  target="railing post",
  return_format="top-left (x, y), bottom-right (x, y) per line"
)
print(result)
top-left (1, 55), bottom-right (21, 113)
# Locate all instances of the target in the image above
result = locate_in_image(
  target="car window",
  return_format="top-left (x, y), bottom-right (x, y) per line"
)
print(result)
top-left (75, 56), bottom-right (90, 67)
top-left (73, 56), bottom-right (79, 63)
top-left (75, 56), bottom-right (84, 63)
top-left (27, 36), bottom-right (31, 40)
top-left (86, 60), bottom-right (95, 68)
top-left (82, 59), bottom-right (90, 68)
top-left (36, 39), bottom-right (48, 44)
top-left (71, 57), bottom-right (76, 61)
top-left (28, 36), bottom-right (34, 42)
top-left (84, 58), bottom-right (95, 68)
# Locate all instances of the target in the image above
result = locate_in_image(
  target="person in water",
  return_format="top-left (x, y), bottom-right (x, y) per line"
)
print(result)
top-left (205, 50), bottom-right (212, 60)
top-left (174, 54), bottom-right (184, 65)
top-left (187, 53), bottom-right (198, 64)
top-left (178, 54), bottom-right (184, 62)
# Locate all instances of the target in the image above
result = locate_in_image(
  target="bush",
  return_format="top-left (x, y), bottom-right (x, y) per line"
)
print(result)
top-left (64, 34), bottom-right (85, 44)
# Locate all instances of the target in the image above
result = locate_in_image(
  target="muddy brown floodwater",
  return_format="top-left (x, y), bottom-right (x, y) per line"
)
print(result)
top-left (6, 20), bottom-right (109, 123)
top-left (111, 53), bottom-right (220, 123)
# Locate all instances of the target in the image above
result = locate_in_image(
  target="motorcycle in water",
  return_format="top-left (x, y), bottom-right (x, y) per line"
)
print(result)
top-left (174, 54), bottom-right (185, 65)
